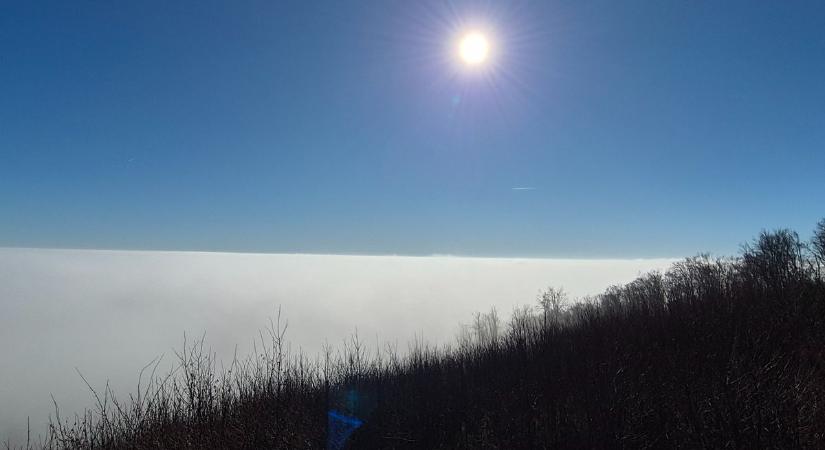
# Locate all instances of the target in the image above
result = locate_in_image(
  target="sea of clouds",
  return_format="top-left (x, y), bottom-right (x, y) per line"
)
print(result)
top-left (0, 248), bottom-right (675, 444)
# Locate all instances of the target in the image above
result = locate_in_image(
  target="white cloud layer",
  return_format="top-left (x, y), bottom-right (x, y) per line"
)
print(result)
top-left (0, 248), bottom-right (675, 443)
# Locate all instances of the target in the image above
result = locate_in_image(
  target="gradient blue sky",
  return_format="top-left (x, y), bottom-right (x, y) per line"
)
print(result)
top-left (1, 1), bottom-right (823, 257)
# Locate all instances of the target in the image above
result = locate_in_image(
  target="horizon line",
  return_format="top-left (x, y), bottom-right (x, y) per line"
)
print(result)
top-left (0, 245), bottom-right (686, 262)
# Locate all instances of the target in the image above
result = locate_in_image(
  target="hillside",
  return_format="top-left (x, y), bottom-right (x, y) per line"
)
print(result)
top-left (30, 220), bottom-right (825, 449)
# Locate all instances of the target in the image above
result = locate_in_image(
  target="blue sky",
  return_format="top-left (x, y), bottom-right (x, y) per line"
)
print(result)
top-left (1, 1), bottom-right (823, 257)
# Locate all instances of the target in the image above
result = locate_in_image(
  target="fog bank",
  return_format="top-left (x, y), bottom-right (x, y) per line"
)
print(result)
top-left (0, 248), bottom-right (674, 443)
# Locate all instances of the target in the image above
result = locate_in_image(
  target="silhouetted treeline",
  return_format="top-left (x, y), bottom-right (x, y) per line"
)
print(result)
top-left (17, 220), bottom-right (825, 449)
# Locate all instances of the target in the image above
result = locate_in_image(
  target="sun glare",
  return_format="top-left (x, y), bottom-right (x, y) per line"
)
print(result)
top-left (459, 32), bottom-right (490, 66)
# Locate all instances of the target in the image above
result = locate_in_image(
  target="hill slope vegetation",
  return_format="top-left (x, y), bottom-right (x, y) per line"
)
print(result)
top-left (27, 220), bottom-right (825, 449)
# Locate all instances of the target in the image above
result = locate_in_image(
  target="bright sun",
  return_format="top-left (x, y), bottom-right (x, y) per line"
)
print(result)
top-left (459, 32), bottom-right (490, 65)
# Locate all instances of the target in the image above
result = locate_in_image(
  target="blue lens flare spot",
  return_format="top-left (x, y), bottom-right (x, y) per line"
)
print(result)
top-left (327, 410), bottom-right (364, 450)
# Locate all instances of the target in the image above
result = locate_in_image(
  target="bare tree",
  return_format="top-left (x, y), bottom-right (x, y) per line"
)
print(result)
top-left (537, 286), bottom-right (567, 329)
top-left (486, 307), bottom-right (500, 345)
top-left (813, 219), bottom-right (825, 278)
top-left (470, 307), bottom-right (502, 348)
top-left (742, 229), bottom-right (806, 293)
